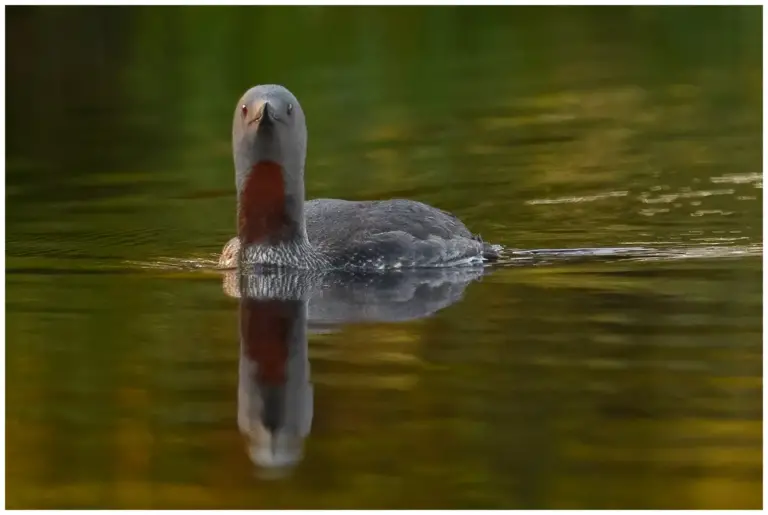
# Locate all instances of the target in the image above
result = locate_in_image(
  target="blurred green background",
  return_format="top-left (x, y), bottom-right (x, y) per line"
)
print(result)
top-left (5, 5), bottom-right (762, 509)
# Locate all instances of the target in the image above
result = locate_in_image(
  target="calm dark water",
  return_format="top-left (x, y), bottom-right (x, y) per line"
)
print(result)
top-left (5, 6), bottom-right (762, 509)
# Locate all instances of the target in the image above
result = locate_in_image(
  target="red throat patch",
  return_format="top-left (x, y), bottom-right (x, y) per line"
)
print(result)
top-left (238, 161), bottom-right (289, 244)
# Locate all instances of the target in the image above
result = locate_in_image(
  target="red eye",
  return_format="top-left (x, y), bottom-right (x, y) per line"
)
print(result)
top-left (241, 104), bottom-right (248, 118)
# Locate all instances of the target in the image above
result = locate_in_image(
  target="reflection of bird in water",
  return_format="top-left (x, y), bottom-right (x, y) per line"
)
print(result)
top-left (238, 293), bottom-right (312, 473)
top-left (228, 266), bottom-right (487, 475)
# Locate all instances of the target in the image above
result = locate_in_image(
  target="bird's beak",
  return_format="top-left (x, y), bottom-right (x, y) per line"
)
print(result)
top-left (249, 101), bottom-right (275, 129)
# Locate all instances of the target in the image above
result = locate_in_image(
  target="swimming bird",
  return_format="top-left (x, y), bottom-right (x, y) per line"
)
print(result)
top-left (219, 84), bottom-right (500, 270)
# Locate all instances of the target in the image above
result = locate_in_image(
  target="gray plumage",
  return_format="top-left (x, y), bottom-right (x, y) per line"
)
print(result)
top-left (305, 198), bottom-right (496, 268)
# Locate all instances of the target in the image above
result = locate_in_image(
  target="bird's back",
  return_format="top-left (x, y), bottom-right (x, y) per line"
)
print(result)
top-left (305, 198), bottom-right (497, 268)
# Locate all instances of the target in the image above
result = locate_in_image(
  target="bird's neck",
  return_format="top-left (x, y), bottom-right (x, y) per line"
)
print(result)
top-left (237, 161), bottom-right (308, 247)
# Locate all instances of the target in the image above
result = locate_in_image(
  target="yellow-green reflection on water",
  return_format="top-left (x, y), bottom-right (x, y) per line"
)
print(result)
top-left (6, 5), bottom-right (762, 509)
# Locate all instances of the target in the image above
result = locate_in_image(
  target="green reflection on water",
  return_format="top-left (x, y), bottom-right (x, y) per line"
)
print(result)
top-left (6, 5), bottom-right (762, 509)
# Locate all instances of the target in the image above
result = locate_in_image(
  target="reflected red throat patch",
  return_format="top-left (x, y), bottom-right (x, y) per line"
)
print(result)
top-left (238, 161), bottom-right (289, 244)
top-left (241, 300), bottom-right (291, 385)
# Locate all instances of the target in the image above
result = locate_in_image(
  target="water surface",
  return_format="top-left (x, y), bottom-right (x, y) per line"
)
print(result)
top-left (6, 6), bottom-right (762, 509)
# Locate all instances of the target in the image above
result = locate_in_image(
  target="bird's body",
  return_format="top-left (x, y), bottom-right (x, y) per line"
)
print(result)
top-left (220, 198), bottom-right (498, 269)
